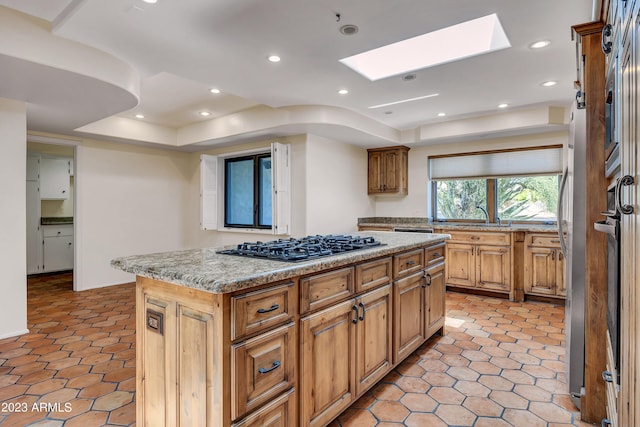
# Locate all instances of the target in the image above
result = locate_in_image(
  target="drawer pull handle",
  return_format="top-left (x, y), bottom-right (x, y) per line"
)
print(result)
top-left (602, 370), bottom-right (614, 383)
top-left (550, 240), bottom-right (560, 243)
top-left (406, 260), bottom-right (416, 266)
top-left (432, 252), bottom-right (440, 258)
top-left (358, 302), bottom-right (365, 321)
top-left (352, 305), bottom-right (359, 324)
top-left (471, 236), bottom-right (480, 240)
top-left (258, 360), bottom-right (281, 374)
top-left (602, 419), bottom-right (612, 427)
top-left (257, 304), bottom-right (279, 314)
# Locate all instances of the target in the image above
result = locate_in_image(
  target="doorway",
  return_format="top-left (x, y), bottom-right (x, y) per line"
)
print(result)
top-left (26, 140), bottom-right (76, 289)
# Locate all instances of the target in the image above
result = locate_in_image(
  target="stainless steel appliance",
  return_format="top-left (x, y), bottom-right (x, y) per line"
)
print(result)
top-left (558, 103), bottom-right (586, 407)
top-left (217, 234), bottom-right (383, 262)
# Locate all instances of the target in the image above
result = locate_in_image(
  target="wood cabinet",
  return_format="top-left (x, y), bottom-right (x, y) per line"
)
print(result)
top-left (425, 261), bottom-right (446, 337)
top-left (443, 231), bottom-right (513, 299)
top-left (523, 233), bottom-right (565, 298)
top-left (135, 240), bottom-right (446, 427)
top-left (300, 299), bottom-right (355, 427)
top-left (367, 146), bottom-right (409, 195)
top-left (40, 157), bottom-right (71, 200)
top-left (42, 224), bottom-right (73, 272)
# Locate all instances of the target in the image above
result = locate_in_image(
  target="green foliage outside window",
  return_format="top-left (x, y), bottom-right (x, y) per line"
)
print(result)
top-left (435, 175), bottom-right (559, 222)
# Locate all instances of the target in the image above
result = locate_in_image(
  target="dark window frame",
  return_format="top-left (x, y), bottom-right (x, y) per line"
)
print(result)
top-left (224, 153), bottom-right (272, 229)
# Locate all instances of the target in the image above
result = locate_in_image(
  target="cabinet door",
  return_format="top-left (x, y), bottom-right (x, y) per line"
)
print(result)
top-left (476, 245), bottom-right (511, 291)
top-left (367, 151), bottom-right (383, 193)
top-left (393, 271), bottom-right (425, 363)
top-left (26, 180), bottom-right (42, 274)
top-left (300, 300), bottom-right (355, 427)
top-left (355, 285), bottom-right (392, 396)
top-left (425, 263), bottom-right (445, 337)
top-left (40, 158), bottom-right (70, 200)
top-left (524, 247), bottom-right (556, 295)
top-left (43, 235), bottom-right (73, 272)
top-left (383, 150), bottom-right (398, 192)
top-left (444, 243), bottom-right (475, 288)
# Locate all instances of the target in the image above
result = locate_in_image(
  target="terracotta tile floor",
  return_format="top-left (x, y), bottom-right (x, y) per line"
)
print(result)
top-left (329, 292), bottom-right (595, 427)
top-left (1, 274), bottom-right (595, 426)
top-left (0, 273), bottom-right (135, 427)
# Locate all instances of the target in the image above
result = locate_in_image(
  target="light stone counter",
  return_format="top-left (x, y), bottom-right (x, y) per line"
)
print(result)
top-left (111, 232), bottom-right (449, 294)
top-left (357, 217), bottom-right (558, 233)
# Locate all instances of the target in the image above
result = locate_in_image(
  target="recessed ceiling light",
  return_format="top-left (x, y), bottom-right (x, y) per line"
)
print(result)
top-left (368, 93), bottom-right (439, 109)
top-left (542, 80), bottom-right (557, 87)
top-left (498, 103), bottom-right (509, 108)
top-left (209, 88), bottom-right (221, 94)
top-left (135, 114), bottom-right (145, 119)
top-left (340, 13), bottom-right (511, 81)
top-left (268, 55), bottom-right (281, 63)
top-left (339, 24), bottom-right (359, 35)
top-left (199, 111), bottom-right (211, 117)
top-left (437, 112), bottom-right (446, 117)
top-left (530, 40), bottom-right (551, 49)
top-left (338, 89), bottom-right (349, 95)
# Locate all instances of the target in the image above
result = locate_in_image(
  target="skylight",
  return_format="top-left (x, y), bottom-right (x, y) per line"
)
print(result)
top-left (339, 13), bottom-right (511, 81)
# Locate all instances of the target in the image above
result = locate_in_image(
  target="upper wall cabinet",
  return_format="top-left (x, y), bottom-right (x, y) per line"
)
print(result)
top-left (367, 146), bottom-right (409, 195)
top-left (40, 158), bottom-right (71, 200)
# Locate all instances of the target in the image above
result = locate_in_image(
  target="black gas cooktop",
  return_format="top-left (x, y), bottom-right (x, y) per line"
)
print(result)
top-left (217, 234), bottom-right (384, 262)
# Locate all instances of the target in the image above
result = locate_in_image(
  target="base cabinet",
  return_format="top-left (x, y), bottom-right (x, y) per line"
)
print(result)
top-left (443, 231), bottom-right (512, 298)
top-left (523, 233), bottom-right (565, 298)
top-left (42, 224), bottom-right (73, 272)
top-left (135, 240), bottom-right (446, 427)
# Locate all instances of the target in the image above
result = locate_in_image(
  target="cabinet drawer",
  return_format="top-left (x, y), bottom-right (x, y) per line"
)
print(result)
top-left (300, 267), bottom-right (354, 313)
top-left (355, 257), bottom-right (392, 293)
top-left (528, 234), bottom-right (561, 247)
top-left (232, 323), bottom-right (296, 421)
top-left (448, 231), bottom-right (510, 245)
top-left (393, 249), bottom-right (424, 278)
top-left (425, 243), bottom-right (445, 267)
top-left (232, 388), bottom-right (296, 427)
top-left (42, 224), bottom-right (73, 237)
top-left (232, 281), bottom-right (297, 341)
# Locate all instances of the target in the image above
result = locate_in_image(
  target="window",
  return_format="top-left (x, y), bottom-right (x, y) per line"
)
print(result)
top-left (432, 175), bottom-right (559, 222)
top-left (435, 179), bottom-right (487, 220)
top-left (429, 146), bottom-right (562, 223)
top-left (497, 176), bottom-right (559, 221)
top-left (224, 154), bottom-right (272, 228)
top-left (200, 142), bottom-right (290, 234)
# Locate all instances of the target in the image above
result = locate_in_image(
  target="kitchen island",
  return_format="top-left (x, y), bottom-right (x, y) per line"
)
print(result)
top-left (112, 231), bottom-right (448, 427)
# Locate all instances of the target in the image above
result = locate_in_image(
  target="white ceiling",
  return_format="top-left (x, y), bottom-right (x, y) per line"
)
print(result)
top-left (0, 0), bottom-right (595, 148)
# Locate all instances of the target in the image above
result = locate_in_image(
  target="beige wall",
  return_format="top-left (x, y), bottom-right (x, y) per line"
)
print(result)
top-left (74, 138), bottom-right (193, 290)
top-left (373, 132), bottom-right (568, 218)
top-left (0, 98), bottom-right (28, 338)
top-left (304, 134), bottom-right (374, 234)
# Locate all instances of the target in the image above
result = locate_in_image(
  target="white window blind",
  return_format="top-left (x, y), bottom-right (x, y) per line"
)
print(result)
top-left (200, 143), bottom-right (291, 235)
top-left (429, 148), bottom-right (562, 180)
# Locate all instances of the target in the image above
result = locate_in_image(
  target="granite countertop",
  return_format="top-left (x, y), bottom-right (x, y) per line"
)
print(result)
top-left (358, 217), bottom-right (558, 233)
top-left (111, 232), bottom-right (449, 294)
top-left (41, 217), bottom-right (74, 225)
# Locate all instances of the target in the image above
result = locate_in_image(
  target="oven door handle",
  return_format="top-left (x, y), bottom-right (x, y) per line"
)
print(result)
top-left (594, 219), bottom-right (617, 237)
